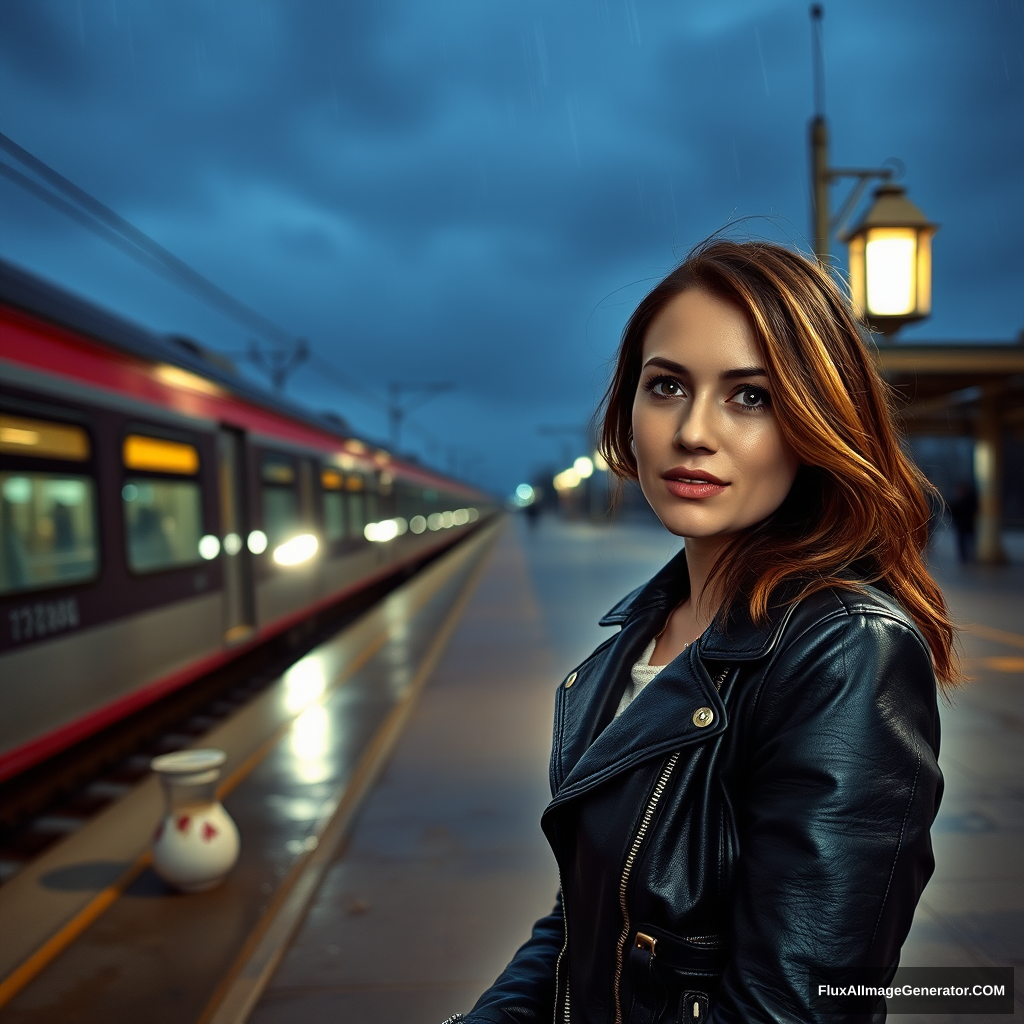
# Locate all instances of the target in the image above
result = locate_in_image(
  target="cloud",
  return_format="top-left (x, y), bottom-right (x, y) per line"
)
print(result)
top-left (1, 0), bottom-right (1021, 490)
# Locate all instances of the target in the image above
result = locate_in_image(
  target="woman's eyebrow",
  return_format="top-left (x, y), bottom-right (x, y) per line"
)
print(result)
top-left (642, 356), bottom-right (767, 380)
top-left (721, 366), bottom-right (767, 380)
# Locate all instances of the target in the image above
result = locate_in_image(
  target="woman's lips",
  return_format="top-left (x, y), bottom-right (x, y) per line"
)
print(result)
top-left (662, 470), bottom-right (727, 500)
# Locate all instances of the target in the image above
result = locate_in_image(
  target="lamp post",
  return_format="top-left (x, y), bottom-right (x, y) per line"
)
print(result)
top-left (808, 5), bottom-right (936, 340)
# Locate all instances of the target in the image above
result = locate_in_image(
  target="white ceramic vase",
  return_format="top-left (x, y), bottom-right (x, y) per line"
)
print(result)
top-left (150, 748), bottom-right (240, 892)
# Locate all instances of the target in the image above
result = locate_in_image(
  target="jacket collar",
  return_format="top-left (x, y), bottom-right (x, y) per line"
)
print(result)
top-left (546, 549), bottom-right (801, 809)
top-left (597, 546), bottom-right (798, 662)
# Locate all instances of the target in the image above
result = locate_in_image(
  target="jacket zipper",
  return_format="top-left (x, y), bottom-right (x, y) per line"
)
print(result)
top-left (554, 873), bottom-right (570, 1024)
top-left (612, 751), bottom-right (680, 1024)
top-left (612, 665), bottom-right (729, 1024)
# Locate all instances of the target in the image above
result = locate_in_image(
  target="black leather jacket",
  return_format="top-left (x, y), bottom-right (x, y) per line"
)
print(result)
top-left (464, 549), bottom-right (942, 1024)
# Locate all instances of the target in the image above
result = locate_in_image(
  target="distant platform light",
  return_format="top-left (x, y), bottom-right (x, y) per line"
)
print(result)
top-left (467, 507), bottom-right (479, 522)
top-left (273, 534), bottom-right (319, 566)
top-left (514, 483), bottom-right (535, 506)
top-left (427, 513), bottom-right (444, 531)
top-left (198, 535), bottom-right (221, 560)
top-left (223, 532), bottom-right (242, 556)
top-left (247, 530), bottom-right (269, 555)
top-left (574, 456), bottom-right (594, 479)
top-left (452, 508), bottom-right (469, 526)
top-left (410, 515), bottom-right (427, 534)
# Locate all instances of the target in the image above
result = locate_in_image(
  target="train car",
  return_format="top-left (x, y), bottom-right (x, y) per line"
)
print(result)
top-left (0, 258), bottom-right (496, 784)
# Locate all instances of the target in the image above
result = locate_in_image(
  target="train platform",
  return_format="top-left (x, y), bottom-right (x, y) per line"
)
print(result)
top-left (0, 515), bottom-right (1022, 1022)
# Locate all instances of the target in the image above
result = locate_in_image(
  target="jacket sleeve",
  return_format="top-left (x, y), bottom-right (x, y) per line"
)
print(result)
top-left (462, 892), bottom-right (564, 1024)
top-left (711, 607), bottom-right (943, 1023)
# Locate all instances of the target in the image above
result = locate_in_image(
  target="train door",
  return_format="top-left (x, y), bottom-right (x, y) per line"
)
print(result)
top-left (218, 427), bottom-right (255, 644)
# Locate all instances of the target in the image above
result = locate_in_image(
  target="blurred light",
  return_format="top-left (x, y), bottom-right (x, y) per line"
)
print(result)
top-left (427, 513), bottom-right (444, 531)
top-left (153, 363), bottom-right (224, 397)
top-left (410, 515), bottom-right (427, 534)
top-left (593, 450), bottom-right (609, 472)
top-left (247, 529), bottom-right (268, 554)
top-left (2, 477), bottom-right (31, 503)
top-left (273, 533), bottom-right (319, 565)
top-left (121, 483), bottom-right (139, 502)
top-left (574, 456), bottom-right (594, 479)
top-left (223, 532), bottom-right (242, 555)
top-left (284, 656), bottom-right (328, 712)
top-left (198, 534), bottom-right (221, 560)
top-left (452, 508), bottom-right (469, 525)
top-left (123, 435), bottom-right (199, 475)
top-left (441, 511), bottom-right (454, 528)
top-left (553, 468), bottom-right (581, 492)
top-left (467, 507), bottom-right (479, 521)
top-left (514, 483), bottom-right (535, 507)
top-left (365, 519), bottom-right (399, 542)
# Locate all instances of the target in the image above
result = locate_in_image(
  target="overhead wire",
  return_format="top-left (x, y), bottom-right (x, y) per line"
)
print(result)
top-left (0, 131), bottom-right (459, 461)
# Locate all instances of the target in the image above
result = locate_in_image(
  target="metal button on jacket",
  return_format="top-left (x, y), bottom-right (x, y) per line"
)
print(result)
top-left (564, 671), bottom-right (578, 688)
top-left (692, 707), bottom-right (714, 728)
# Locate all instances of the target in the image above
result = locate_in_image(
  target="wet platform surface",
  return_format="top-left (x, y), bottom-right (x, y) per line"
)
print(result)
top-left (253, 515), bottom-right (1024, 1024)
top-left (1, 515), bottom-right (1021, 1022)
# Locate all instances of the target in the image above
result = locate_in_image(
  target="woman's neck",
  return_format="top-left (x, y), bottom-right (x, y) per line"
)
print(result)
top-left (650, 534), bottom-right (729, 665)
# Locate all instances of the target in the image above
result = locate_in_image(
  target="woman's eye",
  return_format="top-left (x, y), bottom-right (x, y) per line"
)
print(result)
top-left (645, 375), bottom-right (684, 398)
top-left (733, 385), bottom-right (771, 409)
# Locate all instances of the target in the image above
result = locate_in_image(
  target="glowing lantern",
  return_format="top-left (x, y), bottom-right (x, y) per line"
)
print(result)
top-left (844, 183), bottom-right (937, 337)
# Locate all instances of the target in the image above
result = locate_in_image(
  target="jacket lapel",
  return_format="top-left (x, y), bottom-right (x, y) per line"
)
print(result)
top-left (550, 643), bottom-right (727, 808)
top-left (549, 547), bottom-right (803, 809)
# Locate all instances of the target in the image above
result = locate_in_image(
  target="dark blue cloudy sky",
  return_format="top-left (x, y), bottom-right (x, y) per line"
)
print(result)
top-left (1, 0), bottom-right (1021, 494)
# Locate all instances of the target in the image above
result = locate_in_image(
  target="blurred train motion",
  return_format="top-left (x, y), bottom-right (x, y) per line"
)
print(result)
top-left (0, 259), bottom-right (495, 784)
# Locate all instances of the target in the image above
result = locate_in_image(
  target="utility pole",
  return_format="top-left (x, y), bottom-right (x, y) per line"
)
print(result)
top-left (387, 381), bottom-right (454, 452)
top-left (248, 338), bottom-right (309, 391)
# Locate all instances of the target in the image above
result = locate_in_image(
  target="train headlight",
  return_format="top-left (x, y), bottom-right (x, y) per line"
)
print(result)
top-left (247, 530), bottom-right (268, 555)
top-left (198, 535), bottom-right (221, 560)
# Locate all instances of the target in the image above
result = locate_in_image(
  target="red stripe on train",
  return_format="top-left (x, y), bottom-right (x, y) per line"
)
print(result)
top-left (0, 532), bottom-right (467, 783)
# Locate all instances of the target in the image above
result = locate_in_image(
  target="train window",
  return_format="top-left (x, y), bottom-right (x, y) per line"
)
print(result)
top-left (345, 472), bottom-right (366, 540)
top-left (122, 433), bottom-right (203, 574)
top-left (123, 479), bottom-right (203, 573)
top-left (261, 454), bottom-right (300, 546)
top-left (321, 468), bottom-right (345, 543)
top-left (0, 472), bottom-right (98, 595)
top-left (0, 415), bottom-right (90, 461)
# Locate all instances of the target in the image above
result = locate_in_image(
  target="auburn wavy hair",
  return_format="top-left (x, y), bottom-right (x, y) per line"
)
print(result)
top-left (598, 238), bottom-right (959, 688)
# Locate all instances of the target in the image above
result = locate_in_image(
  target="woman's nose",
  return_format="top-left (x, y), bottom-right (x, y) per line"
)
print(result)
top-left (673, 395), bottom-right (718, 453)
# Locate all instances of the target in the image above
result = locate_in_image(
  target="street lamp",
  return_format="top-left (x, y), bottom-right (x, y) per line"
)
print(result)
top-left (843, 183), bottom-right (938, 337)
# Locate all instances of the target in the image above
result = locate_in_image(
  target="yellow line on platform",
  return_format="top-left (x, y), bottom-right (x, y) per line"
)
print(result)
top-left (0, 856), bottom-right (150, 1007)
top-left (964, 622), bottom-right (1024, 652)
top-left (0, 522), bottom-right (500, 1012)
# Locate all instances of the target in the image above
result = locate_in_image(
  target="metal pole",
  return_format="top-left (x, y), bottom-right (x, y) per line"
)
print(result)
top-left (809, 5), bottom-right (830, 263)
top-left (810, 115), bottom-right (830, 263)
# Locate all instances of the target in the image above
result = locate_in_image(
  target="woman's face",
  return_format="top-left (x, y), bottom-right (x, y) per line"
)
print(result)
top-left (631, 288), bottom-right (800, 542)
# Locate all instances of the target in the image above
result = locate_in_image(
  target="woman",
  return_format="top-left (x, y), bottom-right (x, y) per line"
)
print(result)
top-left (453, 239), bottom-right (955, 1023)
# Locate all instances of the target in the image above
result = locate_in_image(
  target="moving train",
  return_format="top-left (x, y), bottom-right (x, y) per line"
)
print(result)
top-left (0, 258), bottom-right (495, 783)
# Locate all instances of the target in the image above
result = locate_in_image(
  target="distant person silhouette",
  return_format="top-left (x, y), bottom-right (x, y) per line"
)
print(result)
top-left (948, 481), bottom-right (978, 563)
